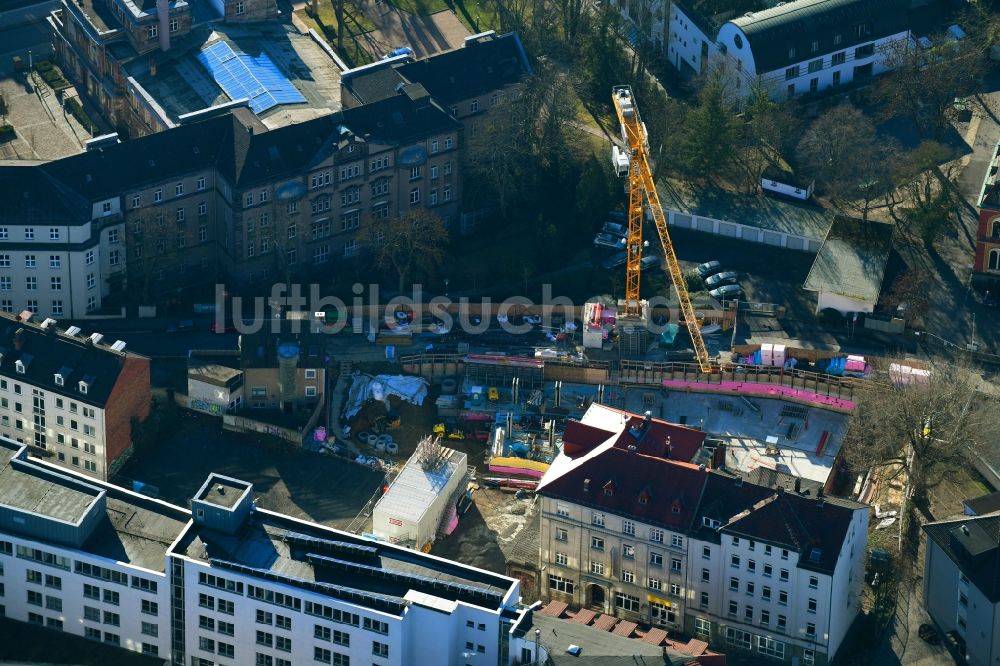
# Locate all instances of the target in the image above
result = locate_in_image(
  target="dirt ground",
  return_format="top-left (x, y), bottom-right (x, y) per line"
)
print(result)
top-left (431, 487), bottom-right (536, 575)
top-left (117, 409), bottom-right (383, 531)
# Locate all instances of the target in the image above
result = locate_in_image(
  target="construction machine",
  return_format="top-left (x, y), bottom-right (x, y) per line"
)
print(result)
top-left (611, 86), bottom-right (712, 373)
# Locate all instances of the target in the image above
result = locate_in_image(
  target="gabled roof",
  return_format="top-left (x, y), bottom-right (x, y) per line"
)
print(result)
top-left (396, 32), bottom-right (532, 105)
top-left (0, 312), bottom-right (143, 407)
top-left (729, 0), bottom-right (911, 74)
top-left (964, 491), bottom-right (1000, 517)
top-left (924, 513), bottom-right (1000, 603)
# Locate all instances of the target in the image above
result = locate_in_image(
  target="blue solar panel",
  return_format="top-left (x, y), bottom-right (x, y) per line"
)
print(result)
top-left (196, 41), bottom-right (305, 114)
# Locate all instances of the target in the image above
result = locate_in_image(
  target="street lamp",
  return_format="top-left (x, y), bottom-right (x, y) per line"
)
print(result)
top-left (444, 278), bottom-right (449, 298)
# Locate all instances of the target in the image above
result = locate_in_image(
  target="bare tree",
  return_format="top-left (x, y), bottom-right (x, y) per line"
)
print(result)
top-left (734, 80), bottom-right (793, 194)
top-left (364, 208), bottom-right (448, 293)
top-left (796, 103), bottom-right (899, 221)
top-left (126, 213), bottom-right (183, 303)
top-left (843, 361), bottom-right (995, 519)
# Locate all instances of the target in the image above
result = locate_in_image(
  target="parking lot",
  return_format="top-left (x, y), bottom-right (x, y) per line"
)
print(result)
top-left (117, 410), bottom-right (384, 530)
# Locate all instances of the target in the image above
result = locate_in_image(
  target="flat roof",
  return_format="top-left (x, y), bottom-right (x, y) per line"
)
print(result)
top-left (82, 492), bottom-right (190, 572)
top-left (375, 447), bottom-right (466, 525)
top-left (521, 613), bottom-right (675, 665)
top-left (657, 178), bottom-right (835, 241)
top-left (0, 443), bottom-right (100, 524)
top-left (803, 216), bottom-right (894, 303)
top-left (197, 476), bottom-right (250, 509)
top-left (188, 361), bottom-right (242, 386)
top-left (172, 509), bottom-right (515, 611)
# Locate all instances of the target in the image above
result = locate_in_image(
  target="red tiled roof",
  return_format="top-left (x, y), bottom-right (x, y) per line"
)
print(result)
top-left (539, 446), bottom-right (709, 530)
top-left (640, 627), bottom-right (668, 645)
top-left (591, 614), bottom-right (617, 632)
top-left (563, 419), bottom-right (616, 456)
top-left (611, 620), bottom-right (637, 637)
top-left (569, 609), bottom-right (596, 625)
top-left (537, 601), bottom-right (567, 617)
top-left (610, 413), bottom-right (707, 462)
top-left (676, 638), bottom-right (709, 656)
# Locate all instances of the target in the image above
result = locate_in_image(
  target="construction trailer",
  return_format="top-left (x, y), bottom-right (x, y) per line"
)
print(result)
top-left (371, 438), bottom-right (468, 551)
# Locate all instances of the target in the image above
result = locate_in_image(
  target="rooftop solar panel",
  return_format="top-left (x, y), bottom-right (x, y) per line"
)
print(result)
top-left (196, 41), bottom-right (305, 114)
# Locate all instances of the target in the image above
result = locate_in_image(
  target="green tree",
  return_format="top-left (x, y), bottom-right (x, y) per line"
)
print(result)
top-left (575, 155), bottom-right (617, 232)
top-left (735, 81), bottom-right (793, 193)
top-left (679, 67), bottom-right (739, 179)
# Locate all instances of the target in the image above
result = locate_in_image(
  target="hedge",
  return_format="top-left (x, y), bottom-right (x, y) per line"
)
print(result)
top-left (0, 124), bottom-right (15, 143)
top-left (64, 98), bottom-right (97, 134)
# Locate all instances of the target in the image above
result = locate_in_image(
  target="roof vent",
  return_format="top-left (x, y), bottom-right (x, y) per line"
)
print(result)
top-left (217, 484), bottom-right (226, 495)
top-left (627, 445), bottom-right (637, 454)
top-left (65, 326), bottom-right (82, 336)
top-left (89, 333), bottom-right (104, 345)
top-left (40, 318), bottom-right (57, 330)
top-left (961, 524), bottom-right (970, 535)
top-left (110, 340), bottom-right (127, 352)
top-left (583, 478), bottom-right (590, 492)
top-left (698, 463), bottom-right (706, 471)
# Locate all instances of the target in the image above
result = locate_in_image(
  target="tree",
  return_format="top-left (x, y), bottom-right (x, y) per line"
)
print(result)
top-left (364, 209), bottom-right (448, 293)
top-left (796, 103), bottom-right (899, 220)
top-left (879, 269), bottom-right (930, 325)
top-left (733, 81), bottom-right (793, 194)
top-left (872, 18), bottom-right (996, 139)
top-left (679, 67), bottom-right (740, 179)
top-left (885, 141), bottom-right (959, 246)
top-left (842, 362), bottom-right (995, 526)
top-left (575, 155), bottom-right (617, 231)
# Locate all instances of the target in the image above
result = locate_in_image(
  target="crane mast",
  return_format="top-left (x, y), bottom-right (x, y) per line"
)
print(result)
top-left (611, 86), bottom-right (712, 373)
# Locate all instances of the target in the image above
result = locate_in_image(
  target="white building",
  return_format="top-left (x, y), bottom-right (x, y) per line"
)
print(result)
top-left (923, 513), bottom-right (1000, 666)
top-left (537, 403), bottom-right (869, 666)
top-left (0, 310), bottom-right (151, 480)
top-left (372, 442), bottom-right (469, 550)
top-left (0, 171), bottom-right (125, 319)
top-left (0, 438), bottom-right (526, 666)
top-left (643, 0), bottom-right (922, 101)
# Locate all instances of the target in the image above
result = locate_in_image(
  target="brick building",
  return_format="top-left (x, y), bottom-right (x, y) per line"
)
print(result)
top-left (973, 141), bottom-right (1000, 285)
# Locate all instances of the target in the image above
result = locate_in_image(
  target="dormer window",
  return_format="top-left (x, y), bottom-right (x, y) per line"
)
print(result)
top-left (809, 546), bottom-right (822, 562)
top-left (54, 374), bottom-right (64, 386)
top-left (702, 517), bottom-right (721, 529)
top-left (671, 499), bottom-right (683, 515)
top-left (15, 360), bottom-right (25, 374)
top-left (78, 381), bottom-right (88, 394)
top-left (603, 480), bottom-right (616, 497)
top-left (638, 492), bottom-right (649, 505)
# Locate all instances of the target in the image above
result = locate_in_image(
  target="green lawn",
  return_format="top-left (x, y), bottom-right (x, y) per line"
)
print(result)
top-left (295, 7), bottom-right (373, 67)
top-left (449, 0), bottom-right (500, 33)
top-left (390, 0), bottom-right (449, 15)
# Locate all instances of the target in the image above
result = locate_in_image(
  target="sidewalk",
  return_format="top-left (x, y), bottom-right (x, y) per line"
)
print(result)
top-left (352, 0), bottom-right (469, 59)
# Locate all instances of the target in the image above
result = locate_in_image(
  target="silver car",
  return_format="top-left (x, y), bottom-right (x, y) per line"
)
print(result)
top-left (710, 284), bottom-right (743, 300)
top-left (705, 271), bottom-right (738, 287)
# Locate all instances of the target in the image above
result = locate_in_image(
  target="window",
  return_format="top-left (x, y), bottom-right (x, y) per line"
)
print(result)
top-left (86, 273), bottom-right (95, 289)
top-left (701, 568), bottom-right (710, 583)
top-left (787, 84), bottom-right (795, 99)
top-left (803, 648), bottom-right (815, 665)
top-left (808, 576), bottom-right (818, 589)
top-left (700, 591), bottom-right (709, 606)
top-left (615, 592), bottom-right (640, 612)
top-left (409, 188), bottom-right (420, 205)
top-left (730, 577), bottom-right (739, 592)
top-left (590, 561), bottom-right (605, 575)
top-left (779, 590), bottom-right (788, 605)
top-left (444, 137), bottom-right (453, 150)
top-left (103, 611), bottom-right (120, 626)
top-left (256, 630), bottom-right (273, 647)
top-left (650, 552), bottom-right (662, 567)
top-left (763, 564), bottom-right (772, 577)
top-left (807, 598), bottom-right (817, 613)
top-left (806, 622), bottom-right (816, 638)
top-left (147, 24), bottom-right (157, 37)
top-left (762, 586), bottom-right (771, 601)
top-left (622, 544), bottom-right (634, 559)
top-left (25, 255), bottom-right (36, 268)
top-left (779, 569), bottom-right (789, 582)
top-left (199, 636), bottom-right (215, 652)
top-left (726, 627), bottom-right (752, 649)
top-left (26, 590), bottom-right (43, 606)
top-left (341, 188), bottom-right (361, 206)
top-left (555, 527), bottom-right (568, 541)
top-left (731, 555), bottom-right (740, 568)
top-left (855, 44), bottom-right (874, 58)
top-left (44, 575), bottom-right (61, 590)
top-left (809, 77), bottom-right (818, 92)
top-left (235, 1), bottom-right (244, 14)
top-left (746, 581), bottom-right (755, 595)
top-left (833, 70), bottom-right (841, 86)
top-left (142, 621), bottom-right (158, 637)
top-left (622, 520), bottom-right (635, 535)
top-left (592, 513), bottom-right (605, 527)
top-left (341, 210), bottom-right (360, 231)
top-left (24, 228), bottom-right (34, 240)
top-left (777, 614), bottom-right (787, 631)
top-left (26, 277), bottom-right (37, 291)
top-left (695, 618), bottom-right (711, 638)
top-left (555, 552), bottom-right (568, 566)
top-left (591, 536), bottom-right (604, 551)
top-left (671, 558), bottom-right (681, 572)
top-left (0, 255), bottom-right (7, 268)
top-left (671, 534), bottom-right (683, 548)
top-left (342, 240), bottom-right (358, 257)
top-left (758, 636), bottom-right (785, 659)
top-left (761, 609), bottom-right (770, 626)
top-left (373, 641), bottom-right (389, 657)
top-left (744, 605), bottom-right (753, 622)
top-left (103, 589), bottom-right (119, 605)
top-left (142, 599), bottom-right (158, 615)
top-left (648, 578), bottom-right (662, 591)
top-left (549, 575), bottom-right (574, 594)
top-left (276, 635), bottom-right (292, 652)
top-left (443, 161), bottom-right (452, 176)
top-left (831, 51), bottom-right (845, 65)
top-left (197, 176), bottom-right (206, 190)
top-left (650, 528), bottom-right (664, 543)
top-left (84, 584), bottom-right (100, 600)
top-left (339, 164), bottom-right (361, 181)
top-left (787, 47), bottom-right (796, 59)
top-left (0, 278), bottom-right (8, 291)
top-left (728, 600), bottom-right (738, 617)
top-left (748, 560), bottom-right (756, 573)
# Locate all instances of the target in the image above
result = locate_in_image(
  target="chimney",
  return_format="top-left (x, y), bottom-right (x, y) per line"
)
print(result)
top-left (642, 410), bottom-right (652, 429)
top-left (817, 487), bottom-right (824, 499)
top-left (777, 486), bottom-right (785, 496)
top-left (157, 0), bottom-right (170, 51)
top-left (794, 478), bottom-right (801, 493)
top-left (627, 445), bottom-right (637, 454)
top-left (583, 478), bottom-right (590, 492)
top-left (14, 328), bottom-right (27, 351)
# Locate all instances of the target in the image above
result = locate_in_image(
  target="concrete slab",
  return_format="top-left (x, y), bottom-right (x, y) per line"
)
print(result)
top-left (622, 389), bottom-right (849, 485)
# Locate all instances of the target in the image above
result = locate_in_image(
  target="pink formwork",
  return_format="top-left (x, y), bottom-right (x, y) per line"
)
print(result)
top-left (660, 379), bottom-right (856, 412)
top-left (488, 464), bottom-right (547, 478)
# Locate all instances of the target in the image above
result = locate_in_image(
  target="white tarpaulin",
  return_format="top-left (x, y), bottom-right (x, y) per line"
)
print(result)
top-left (342, 373), bottom-right (429, 420)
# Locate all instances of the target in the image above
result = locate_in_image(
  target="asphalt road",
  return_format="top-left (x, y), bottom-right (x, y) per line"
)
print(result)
top-left (0, 1), bottom-right (57, 68)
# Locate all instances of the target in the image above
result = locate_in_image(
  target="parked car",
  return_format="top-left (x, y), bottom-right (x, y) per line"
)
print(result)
top-left (607, 210), bottom-right (627, 222)
top-left (640, 255), bottom-right (661, 271)
top-left (523, 314), bottom-right (542, 325)
top-left (710, 284), bottom-right (743, 300)
top-left (601, 222), bottom-right (627, 237)
top-left (393, 308), bottom-right (413, 323)
top-left (601, 251), bottom-right (628, 269)
top-left (383, 46), bottom-right (414, 59)
top-left (594, 232), bottom-right (626, 250)
top-left (167, 319), bottom-right (194, 333)
top-left (705, 270), bottom-right (739, 287)
top-left (696, 260), bottom-right (723, 278)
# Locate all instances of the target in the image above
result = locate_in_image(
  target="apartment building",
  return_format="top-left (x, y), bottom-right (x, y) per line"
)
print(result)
top-left (923, 513), bottom-right (1000, 666)
top-left (0, 439), bottom-right (526, 665)
top-left (973, 140), bottom-right (1000, 285)
top-left (537, 403), bottom-right (869, 666)
top-left (0, 311), bottom-right (151, 481)
top-left (0, 87), bottom-right (461, 310)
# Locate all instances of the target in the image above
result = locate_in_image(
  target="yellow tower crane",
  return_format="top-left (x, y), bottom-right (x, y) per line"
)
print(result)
top-left (611, 85), bottom-right (712, 373)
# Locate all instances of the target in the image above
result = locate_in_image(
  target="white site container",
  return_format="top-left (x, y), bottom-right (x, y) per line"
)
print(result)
top-left (772, 344), bottom-right (786, 367)
top-left (760, 343), bottom-right (774, 366)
